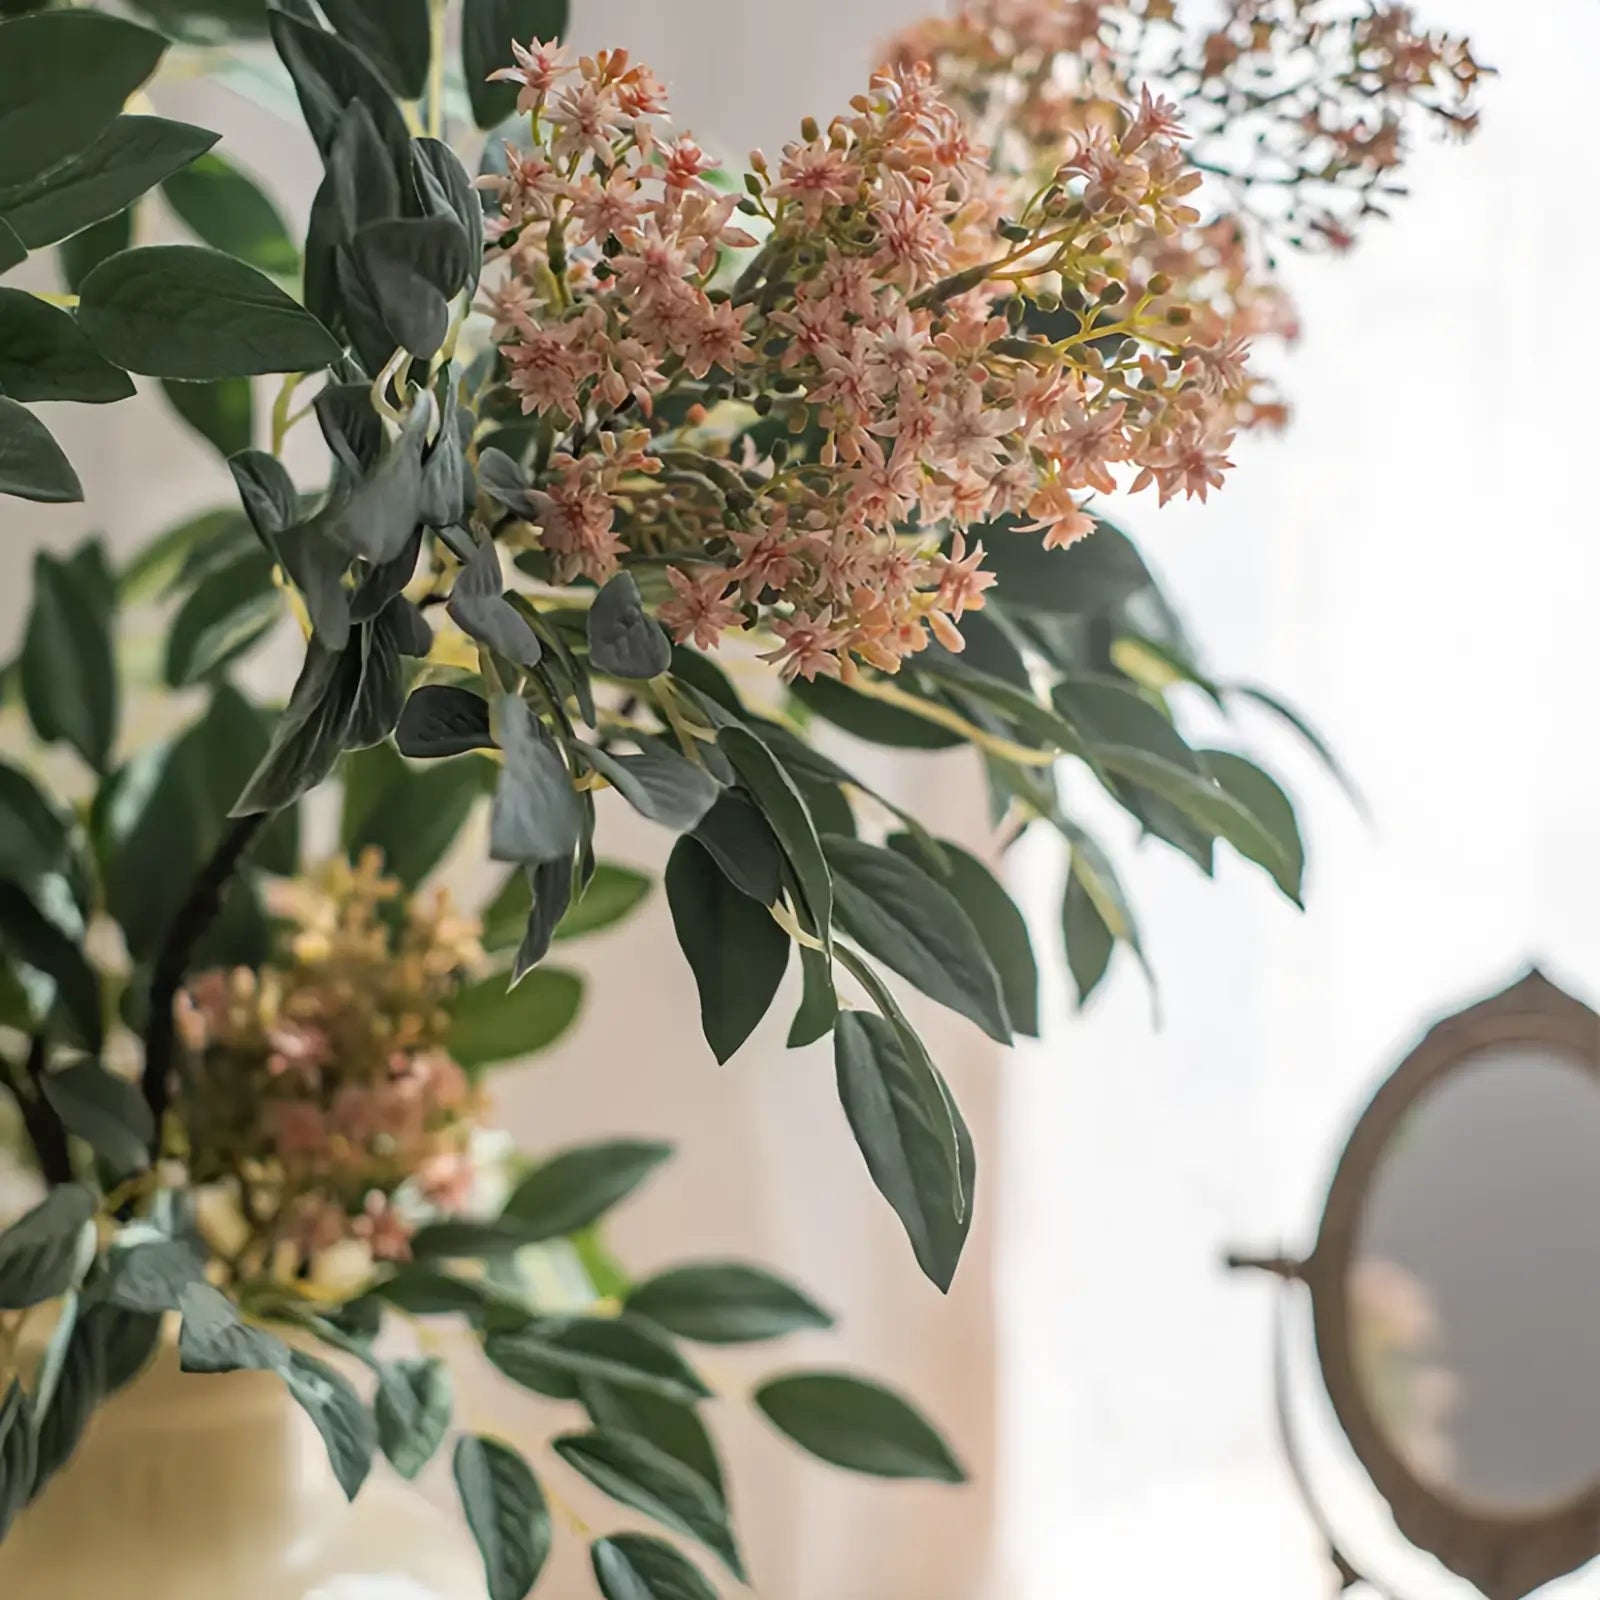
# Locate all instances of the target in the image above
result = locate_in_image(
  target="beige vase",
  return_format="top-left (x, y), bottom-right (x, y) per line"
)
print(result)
top-left (0, 1339), bottom-right (486, 1599)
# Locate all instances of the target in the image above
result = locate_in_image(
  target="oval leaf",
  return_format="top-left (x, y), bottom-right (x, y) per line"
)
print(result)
top-left (454, 1435), bottom-right (553, 1600)
top-left (501, 1138), bottom-right (672, 1240)
top-left (627, 1263), bottom-right (833, 1345)
top-left (0, 1185), bottom-right (94, 1311)
top-left (449, 965), bottom-right (583, 1069)
top-left (0, 398), bottom-right (81, 503)
top-left (376, 1357), bottom-right (452, 1480)
top-left (587, 572), bottom-right (670, 680)
top-left (592, 1535), bottom-right (719, 1600)
top-left (754, 1371), bottom-right (964, 1482)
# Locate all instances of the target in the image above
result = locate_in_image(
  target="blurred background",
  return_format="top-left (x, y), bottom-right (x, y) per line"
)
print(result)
top-left (6, 0), bottom-right (1598, 1595)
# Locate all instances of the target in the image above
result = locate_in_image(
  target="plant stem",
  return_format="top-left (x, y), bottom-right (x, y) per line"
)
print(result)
top-left (140, 814), bottom-right (268, 1160)
top-left (427, 0), bottom-right (447, 140)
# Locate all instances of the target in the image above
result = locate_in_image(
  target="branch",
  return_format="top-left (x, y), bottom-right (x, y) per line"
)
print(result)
top-left (140, 814), bottom-right (268, 1158)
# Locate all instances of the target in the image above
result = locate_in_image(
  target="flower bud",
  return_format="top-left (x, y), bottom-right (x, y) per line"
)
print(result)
top-left (801, 116), bottom-right (819, 142)
top-left (1147, 272), bottom-right (1173, 297)
top-left (1164, 305), bottom-right (1193, 325)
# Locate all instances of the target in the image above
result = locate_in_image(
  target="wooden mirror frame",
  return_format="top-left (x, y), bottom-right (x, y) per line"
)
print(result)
top-left (1299, 969), bottom-right (1600, 1600)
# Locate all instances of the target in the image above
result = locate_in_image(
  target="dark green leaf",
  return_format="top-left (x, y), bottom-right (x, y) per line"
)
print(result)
top-left (502, 1139), bottom-right (672, 1240)
top-left (0, 115), bottom-right (213, 250)
top-left (1201, 749), bottom-right (1304, 902)
top-left (577, 745), bottom-right (719, 833)
top-left (79, 244), bottom-right (340, 378)
top-left (29, 1303), bottom-right (103, 1499)
top-left (592, 1535), bottom-right (719, 1600)
top-left (833, 1007), bottom-right (968, 1292)
top-left (97, 1237), bottom-right (206, 1313)
top-left (790, 673), bottom-right (961, 749)
top-left (0, 1184), bottom-right (93, 1311)
top-left (376, 1357), bottom-right (452, 1480)
top-left (627, 1263), bottom-right (832, 1345)
top-left (490, 697), bottom-right (582, 865)
top-left (449, 966), bottom-right (583, 1069)
top-left (0, 882), bottom-right (102, 1050)
top-left (231, 638), bottom-right (364, 815)
top-left (691, 791), bottom-right (782, 906)
top-left (0, 397), bottom-right (80, 502)
top-left (268, 7), bottom-right (412, 170)
top-left (505, 856), bottom-right (570, 980)
top-left (1053, 675), bottom-right (1198, 771)
top-left (0, 217), bottom-right (21, 271)
top-left (553, 1429), bottom-right (744, 1580)
top-left (397, 684), bottom-right (494, 758)
top-left (0, 1381), bottom-right (36, 1540)
top-left (754, 1372), bottom-right (964, 1482)
top-left (355, 215), bottom-right (470, 360)
top-left (341, 740), bottom-right (487, 887)
top-left (409, 1217), bottom-right (544, 1261)
top-left (0, 289), bottom-right (134, 402)
top-left (318, 0), bottom-right (430, 98)
top-left (0, 759), bottom-right (70, 891)
top-left (0, 12), bottom-right (167, 192)
top-left (448, 540), bottom-right (542, 666)
top-left (283, 1348), bottom-right (375, 1501)
top-left (58, 208), bottom-right (130, 294)
top-left (40, 1059), bottom-right (153, 1174)
top-left (824, 836), bottom-right (1010, 1042)
top-left (580, 1383), bottom-right (722, 1496)
top-left (717, 725), bottom-right (831, 940)
top-left (787, 943), bottom-right (838, 1048)
top-left (84, 1302), bottom-right (162, 1396)
top-left (373, 1265), bottom-right (494, 1317)
top-left (464, 0), bottom-right (572, 128)
top-left (160, 376), bottom-right (254, 458)
top-left (588, 572), bottom-right (670, 680)
top-left (889, 834), bottom-right (1037, 1038)
top-left (486, 1316), bottom-right (708, 1404)
top-left (163, 549), bottom-right (278, 687)
top-left (1062, 868), bottom-right (1114, 1006)
top-left (665, 836), bottom-right (788, 1064)
top-left (124, 0), bottom-right (269, 41)
top-left (21, 548), bottom-right (115, 768)
top-left (454, 1436), bottom-right (552, 1600)
top-left (976, 515), bottom-right (1152, 616)
top-left (160, 149), bottom-right (297, 275)
top-left (556, 860), bottom-right (650, 940)
top-left (413, 140), bottom-right (484, 291)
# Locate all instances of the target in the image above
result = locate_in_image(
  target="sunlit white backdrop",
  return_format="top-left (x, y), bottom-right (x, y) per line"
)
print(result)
top-left (7, 1), bottom-right (1597, 1596)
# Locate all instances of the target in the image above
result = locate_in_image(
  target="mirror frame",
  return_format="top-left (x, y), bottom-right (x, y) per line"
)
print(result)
top-left (1302, 969), bottom-right (1600, 1600)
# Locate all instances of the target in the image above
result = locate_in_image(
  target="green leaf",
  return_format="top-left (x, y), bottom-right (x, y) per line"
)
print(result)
top-left (1096, 745), bottom-right (1301, 903)
top-left (164, 150), bottom-right (299, 275)
top-left (1059, 823), bottom-right (1155, 1000)
top-left (754, 1372), bottom-right (964, 1482)
top-left (717, 725), bottom-right (831, 940)
top-left (163, 549), bottom-right (278, 687)
top-left (40, 1059), bottom-right (153, 1174)
top-left (29, 1302), bottom-right (104, 1499)
top-left (501, 1139), bottom-right (672, 1240)
top-left (449, 966), bottom-right (583, 1070)
top-left (977, 515), bottom-right (1153, 616)
top-left (283, 1348), bottom-right (376, 1501)
top-left (790, 673), bottom-right (962, 749)
top-left (1231, 684), bottom-right (1365, 812)
top-left (231, 638), bottom-right (364, 815)
top-left (486, 1316), bottom-right (709, 1404)
top-left (315, 0), bottom-right (431, 98)
top-left (0, 397), bottom-right (81, 502)
top-left (592, 1535), bottom-right (719, 1600)
top-left (888, 834), bottom-right (1037, 1038)
top-left (833, 1008), bottom-right (969, 1292)
top-left (665, 836), bottom-right (788, 1064)
top-left (177, 1281), bottom-right (289, 1375)
top-left (84, 1302), bottom-right (162, 1397)
top-left (97, 1237), bottom-right (206, 1314)
top-left (160, 376), bottom-right (254, 459)
top-left (409, 1217), bottom-right (545, 1261)
top-left (268, 7), bottom-right (412, 170)
top-left (556, 861), bottom-right (651, 941)
top-left (463, 0), bottom-right (572, 127)
top-left (588, 572), bottom-right (671, 679)
top-left (341, 741), bottom-right (488, 887)
top-left (691, 791), bottom-right (782, 906)
top-left (447, 540), bottom-right (543, 666)
top-left (21, 548), bottom-right (114, 769)
top-left (1201, 750), bottom-right (1305, 902)
top-left (580, 1383), bottom-right (723, 1496)
top-left (823, 836), bottom-right (1010, 1043)
top-left (787, 943), bottom-right (838, 1048)
top-left (0, 116), bottom-right (216, 250)
top-left (490, 697), bottom-right (582, 866)
top-left (0, 759), bottom-right (71, 891)
top-left (0, 1381), bottom-right (36, 1541)
top-left (553, 1429), bottom-right (744, 1581)
top-left (455, 1436), bottom-right (553, 1600)
top-left (375, 1357), bottom-right (452, 1480)
top-left (0, 12), bottom-right (167, 192)
top-left (412, 139), bottom-right (484, 292)
top-left (1062, 868), bottom-right (1114, 1006)
top-left (0, 882), bottom-right (99, 1047)
top-left (0, 290), bottom-right (134, 402)
top-left (577, 745), bottom-right (719, 833)
top-left (627, 1263), bottom-right (833, 1345)
top-left (125, 0), bottom-right (269, 43)
top-left (58, 208), bottom-right (130, 294)
top-left (354, 215), bottom-right (471, 360)
top-left (0, 1184), bottom-right (93, 1311)
top-left (79, 245), bottom-right (340, 379)
top-left (397, 684), bottom-right (494, 758)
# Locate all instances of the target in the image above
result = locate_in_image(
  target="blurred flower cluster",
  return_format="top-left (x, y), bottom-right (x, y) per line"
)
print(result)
top-left (177, 852), bottom-right (485, 1293)
top-left (477, 40), bottom-right (1258, 684)
top-left (889, 0), bottom-right (1486, 429)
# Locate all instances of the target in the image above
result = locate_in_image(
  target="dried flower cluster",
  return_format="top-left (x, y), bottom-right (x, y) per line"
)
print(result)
top-left (477, 40), bottom-right (1256, 683)
top-left (178, 852), bottom-right (484, 1288)
top-left (889, 0), bottom-right (1485, 429)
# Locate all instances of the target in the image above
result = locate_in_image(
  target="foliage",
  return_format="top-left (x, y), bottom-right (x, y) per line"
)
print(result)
top-left (0, 0), bottom-right (1476, 1592)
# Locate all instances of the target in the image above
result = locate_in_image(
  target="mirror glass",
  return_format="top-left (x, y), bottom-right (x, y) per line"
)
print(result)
top-left (1349, 1043), bottom-right (1600, 1512)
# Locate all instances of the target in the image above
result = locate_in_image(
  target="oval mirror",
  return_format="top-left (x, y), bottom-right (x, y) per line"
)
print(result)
top-left (1273, 972), bottom-right (1600, 1600)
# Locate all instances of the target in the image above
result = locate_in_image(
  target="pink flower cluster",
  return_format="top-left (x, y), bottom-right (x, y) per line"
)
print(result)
top-left (478, 39), bottom-right (1253, 682)
top-left (178, 854), bottom-right (484, 1280)
top-left (890, 1), bottom-right (1485, 430)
